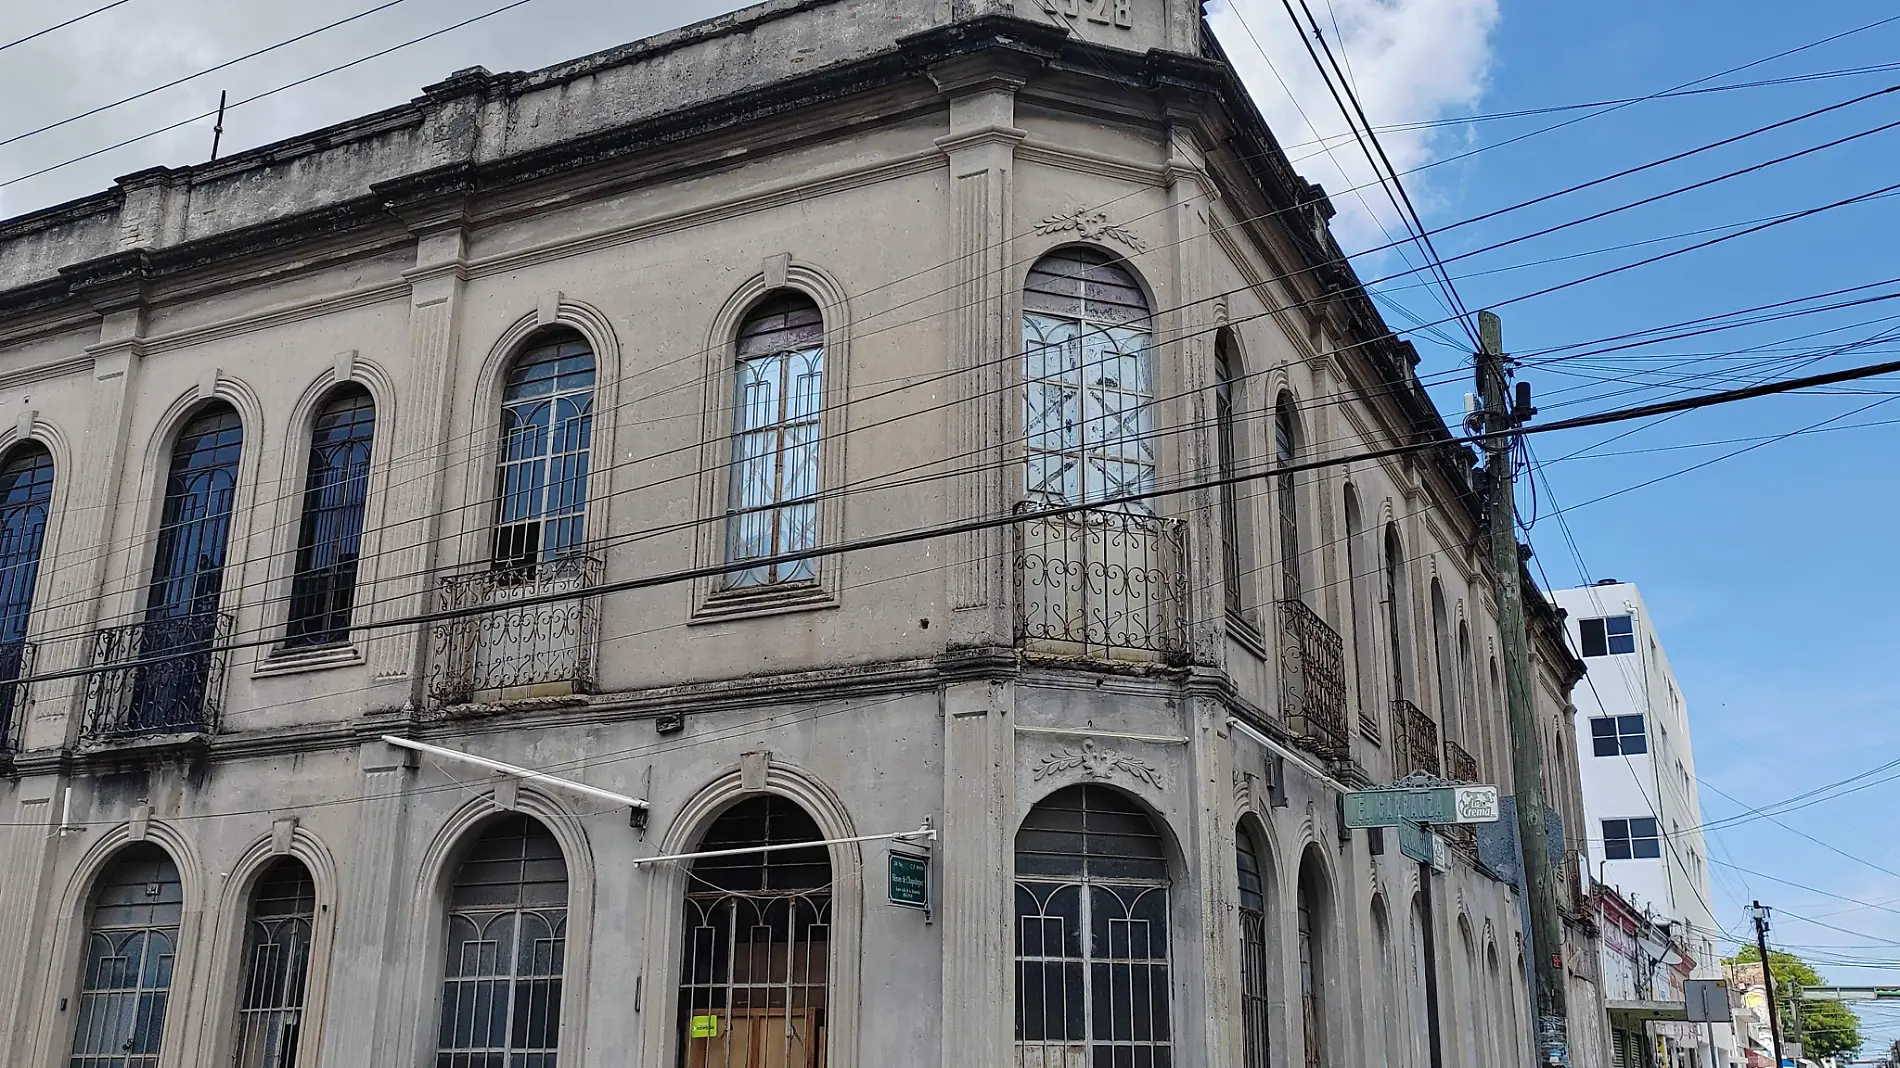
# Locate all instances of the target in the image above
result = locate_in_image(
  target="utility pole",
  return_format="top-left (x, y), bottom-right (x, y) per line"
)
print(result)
top-left (1477, 310), bottom-right (1570, 1065)
top-left (1753, 902), bottom-right (1786, 1066)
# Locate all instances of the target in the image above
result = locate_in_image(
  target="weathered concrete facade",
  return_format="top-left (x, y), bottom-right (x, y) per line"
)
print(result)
top-left (0, 2), bottom-right (1598, 1066)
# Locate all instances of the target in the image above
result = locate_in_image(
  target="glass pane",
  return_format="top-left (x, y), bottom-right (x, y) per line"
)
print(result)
top-left (1629, 817), bottom-right (1658, 839)
top-left (1603, 837), bottom-right (1632, 861)
top-left (1632, 837), bottom-right (1662, 860)
top-left (1593, 734), bottom-right (1620, 758)
top-left (1579, 618), bottom-right (1607, 658)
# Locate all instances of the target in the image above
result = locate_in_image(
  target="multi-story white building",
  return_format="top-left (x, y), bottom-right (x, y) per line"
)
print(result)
top-left (1555, 580), bottom-right (1727, 1067)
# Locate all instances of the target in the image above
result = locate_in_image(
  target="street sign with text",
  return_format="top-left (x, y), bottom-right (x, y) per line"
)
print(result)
top-left (1344, 785), bottom-right (1501, 829)
top-left (1399, 820), bottom-right (1435, 864)
top-left (888, 851), bottom-right (929, 910)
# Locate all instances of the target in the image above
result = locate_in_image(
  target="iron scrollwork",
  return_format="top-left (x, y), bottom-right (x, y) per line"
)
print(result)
top-left (1391, 699), bottom-right (1441, 779)
top-left (84, 614), bottom-right (234, 742)
top-left (0, 640), bottom-right (33, 752)
top-left (1014, 506), bottom-right (1187, 659)
top-left (1280, 598), bottom-right (1348, 759)
top-left (429, 553), bottom-right (603, 707)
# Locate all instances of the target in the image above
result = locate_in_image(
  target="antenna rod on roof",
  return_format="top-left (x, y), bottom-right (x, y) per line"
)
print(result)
top-left (210, 90), bottom-right (227, 161)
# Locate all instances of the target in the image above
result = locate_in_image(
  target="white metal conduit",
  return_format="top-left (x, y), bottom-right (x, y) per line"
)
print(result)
top-left (382, 735), bottom-right (939, 865)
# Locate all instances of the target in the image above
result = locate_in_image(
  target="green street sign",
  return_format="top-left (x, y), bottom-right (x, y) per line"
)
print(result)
top-left (889, 851), bottom-right (929, 910)
top-left (1398, 820), bottom-right (1435, 864)
top-left (1343, 785), bottom-right (1501, 829)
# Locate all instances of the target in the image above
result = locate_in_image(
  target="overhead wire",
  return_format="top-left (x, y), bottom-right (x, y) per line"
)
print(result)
top-left (0, 0), bottom-right (141, 55)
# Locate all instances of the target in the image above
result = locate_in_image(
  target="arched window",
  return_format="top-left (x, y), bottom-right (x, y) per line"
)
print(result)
top-left (1430, 580), bottom-right (1455, 741)
top-left (678, 795), bottom-right (832, 1068)
top-left (1016, 785), bottom-right (1170, 1066)
top-left (1487, 656), bottom-right (1504, 773)
top-left (1342, 486), bottom-right (1370, 728)
top-left (1484, 944), bottom-right (1506, 1068)
top-left (233, 859), bottom-right (316, 1068)
top-left (0, 443), bottom-right (52, 749)
top-left (1457, 920), bottom-right (1479, 1065)
top-left (1370, 898), bottom-right (1398, 1068)
top-left (1408, 895), bottom-right (1438, 1067)
top-left (70, 845), bottom-right (183, 1068)
top-left (1383, 525), bottom-right (1411, 702)
top-left (1237, 823), bottom-right (1272, 1067)
top-left (1215, 334), bottom-right (1247, 615)
top-left (495, 332), bottom-right (594, 570)
top-left (1274, 395), bottom-right (1302, 602)
top-left (1295, 852), bottom-right (1328, 1068)
top-left (286, 387), bottom-right (374, 647)
top-left (132, 404), bottom-right (242, 735)
top-left (1457, 622), bottom-right (1479, 773)
top-left (725, 294), bottom-right (825, 588)
top-left (436, 815), bottom-right (567, 1066)
top-left (1022, 248), bottom-right (1154, 510)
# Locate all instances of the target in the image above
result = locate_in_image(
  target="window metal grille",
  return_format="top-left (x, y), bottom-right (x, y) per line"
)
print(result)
top-left (1392, 700), bottom-right (1440, 779)
top-left (1214, 342), bottom-right (1244, 617)
top-left (1237, 827), bottom-right (1271, 1068)
top-left (1280, 598), bottom-right (1348, 759)
top-left (437, 815), bottom-right (567, 1068)
top-left (1296, 869), bottom-right (1324, 1068)
top-left (234, 860), bottom-right (316, 1068)
top-left (1274, 398), bottom-right (1301, 603)
top-left (494, 334), bottom-right (594, 571)
top-left (70, 845), bottom-right (183, 1068)
top-left (678, 796), bottom-right (832, 1068)
top-left (1015, 785), bottom-right (1171, 1068)
top-left (0, 444), bottom-right (51, 750)
top-left (1022, 248), bottom-right (1154, 512)
top-left (428, 554), bottom-right (602, 707)
top-left (725, 295), bottom-right (825, 589)
top-left (285, 388), bottom-right (374, 648)
top-left (95, 407), bottom-right (241, 739)
top-left (1382, 527), bottom-right (1409, 711)
top-left (1013, 507), bottom-right (1187, 658)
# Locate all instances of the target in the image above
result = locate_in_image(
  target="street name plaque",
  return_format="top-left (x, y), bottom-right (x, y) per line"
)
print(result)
top-left (1343, 785), bottom-right (1501, 829)
top-left (889, 851), bottom-right (929, 910)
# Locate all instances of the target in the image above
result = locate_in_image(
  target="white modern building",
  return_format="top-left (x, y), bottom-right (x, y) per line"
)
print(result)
top-left (1555, 580), bottom-right (1730, 1067)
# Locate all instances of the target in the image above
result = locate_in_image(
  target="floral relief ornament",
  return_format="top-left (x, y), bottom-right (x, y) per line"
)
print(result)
top-left (1034, 207), bottom-right (1149, 253)
top-left (1032, 738), bottom-right (1163, 788)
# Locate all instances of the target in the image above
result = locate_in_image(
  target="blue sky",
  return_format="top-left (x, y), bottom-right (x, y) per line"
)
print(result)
top-left (2, 0), bottom-right (1896, 1054)
top-left (1270, 0), bottom-right (1900, 1050)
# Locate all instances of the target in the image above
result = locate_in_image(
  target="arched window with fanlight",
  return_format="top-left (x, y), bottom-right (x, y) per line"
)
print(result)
top-left (110, 405), bottom-right (242, 739)
top-left (285, 387), bottom-right (374, 648)
top-left (0, 443), bottom-right (51, 750)
top-left (1274, 395), bottom-right (1303, 603)
top-left (677, 795), bottom-right (832, 1068)
top-left (1430, 580), bottom-right (1456, 743)
top-left (1384, 525), bottom-right (1412, 702)
top-left (69, 844), bottom-right (184, 1068)
top-left (435, 815), bottom-right (568, 1067)
top-left (232, 859), bottom-right (316, 1068)
top-left (1015, 784), bottom-right (1171, 1067)
top-left (1022, 248), bottom-right (1154, 510)
top-left (1237, 823), bottom-right (1272, 1068)
top-left (1295, 850), bottom-right (1330, 1068)
top-left (1215, 333), bottom-right (1248, 616)
top-left (725, 294), bottom-right (825, 589)
top-left (494, 332), bottom-right (594, 571)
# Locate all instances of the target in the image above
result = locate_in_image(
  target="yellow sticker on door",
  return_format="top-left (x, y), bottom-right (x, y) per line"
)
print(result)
top-left (689, 1015), bottom-right (720, 1039)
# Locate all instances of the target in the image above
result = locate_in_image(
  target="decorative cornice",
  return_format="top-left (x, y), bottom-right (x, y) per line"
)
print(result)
top-left (1031, 738), bottom-right (1163, 788)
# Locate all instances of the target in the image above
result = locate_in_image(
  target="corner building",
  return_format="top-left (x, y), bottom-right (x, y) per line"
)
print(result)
top-left (0, 2), bottom-right (1600, 1066)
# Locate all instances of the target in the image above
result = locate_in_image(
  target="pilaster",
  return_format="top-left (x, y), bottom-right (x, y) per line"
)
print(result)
top-left (937, 651), bottom-right (1018, 1068)
top-left (931, 55), bottom-right (1035, 651)
top-left (0, 783), bottom-right (61, 1067)
top-left (1187, 685), bottom-right (1240, 1068)
top-left (34, 254), bottom-right (154, 747)
top-left (364, 180), bottom-right (474, 705)
top-left (315, 740), bottom-right (417, 1068)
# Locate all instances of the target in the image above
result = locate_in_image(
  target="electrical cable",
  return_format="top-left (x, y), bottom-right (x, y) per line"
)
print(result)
top-left (0, 0), bottom-right (140, 55)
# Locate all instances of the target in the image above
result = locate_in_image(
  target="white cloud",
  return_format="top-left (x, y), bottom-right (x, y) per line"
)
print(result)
top-left (1205, 0), bottom-right (1500, 250)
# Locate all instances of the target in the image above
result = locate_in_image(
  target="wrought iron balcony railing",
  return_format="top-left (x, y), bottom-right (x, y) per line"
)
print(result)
top-left (429, 554), bottom-right (603, 707)
top-left (1280, 599), bottom-right (1349, 759)
top-left (1391, 699), bottom-right (1440, 779)
top-left (84, 615), bottom-right (233, 743)
top-left (0, 640), bottom-right (33, 753)
top-left (1444, 739), bottom-right (1480, 784)
top-left (1014, 507), bottom-right (1188, 659)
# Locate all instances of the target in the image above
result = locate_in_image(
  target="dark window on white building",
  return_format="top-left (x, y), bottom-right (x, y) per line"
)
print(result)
top-left (1602, 817), bottom-right (1661, 860)
top-left (1590, 715), bottom-right (1647, 757)
top-left (1579, 615), bottom-right (1635, 657)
